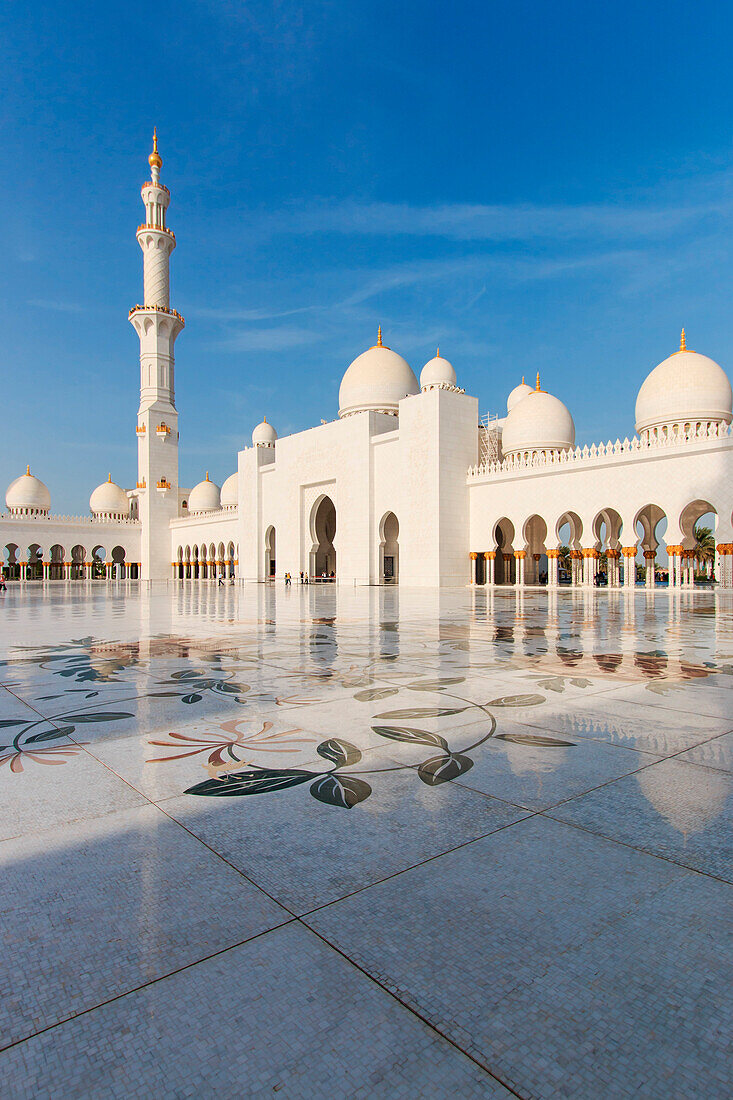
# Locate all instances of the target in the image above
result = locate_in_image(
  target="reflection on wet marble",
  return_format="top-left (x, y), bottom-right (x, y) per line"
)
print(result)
top-left (1, 582), bottom-right (732, 1097)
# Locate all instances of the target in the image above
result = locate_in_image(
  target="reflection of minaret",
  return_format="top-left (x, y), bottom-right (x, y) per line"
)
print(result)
top-left (130, 131), bottom-right (185, 580)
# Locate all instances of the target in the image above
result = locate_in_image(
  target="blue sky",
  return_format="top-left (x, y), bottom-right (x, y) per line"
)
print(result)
top-left (2, 0), bottom-right (733, 512)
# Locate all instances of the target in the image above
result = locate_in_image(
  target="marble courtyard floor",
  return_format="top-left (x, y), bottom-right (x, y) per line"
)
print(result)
top-left (1, 583), bottom-right (732, 1099)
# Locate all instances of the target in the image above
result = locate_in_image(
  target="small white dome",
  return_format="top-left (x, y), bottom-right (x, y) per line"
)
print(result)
top-left (252, 418), bottom-right (277, 447)
top-left (501, 379), bottom-right (575, 455)
top-left (6, 466), bottom-right (51, 514)
top-left (420, 349), bottom-right (457, 390)
top-left (220, 471), bottom-right (238, 507)
top-left (188, 473), bottom-right (221, 513)
top-left (507, 378), bottom-right (533, 413)
top-left (635, 332), bottom-right (732, 435)
top-left (339, 329), bottom-right (420, 418)
top-left (90, 475), bottom-right (128, 517)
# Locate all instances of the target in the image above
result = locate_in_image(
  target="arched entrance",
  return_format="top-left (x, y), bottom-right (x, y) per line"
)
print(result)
top-left (310, 496), bottom-right (336, 579)
top-left (265, 526), bottom-right (276, 578)
top-left (380, 512), bottom-right (399, 583)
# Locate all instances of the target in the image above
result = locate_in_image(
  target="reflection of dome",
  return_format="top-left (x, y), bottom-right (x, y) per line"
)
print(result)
top-left (339, 328), bottom-right (420, 418)
top-left (188, 472), bottom-right (221, 513)
top-left (6, 466), bottom-right (51, 515)
top-left (635, 331), bottom-right (732, 437)
top-left (252, 417), bottom-right (277, 447)
top-left (90, 475), bottom-right (128, 517)
top-left (420, 349), bottom-right (457, 390)
top-left (507, 377), bottom-right (533, 413)
top-left (501, 375), bottom-right (575, 455)
top-left (221, 472), bottom-right (238, 507)
top-left (636, 763), bottom-right (729, 835)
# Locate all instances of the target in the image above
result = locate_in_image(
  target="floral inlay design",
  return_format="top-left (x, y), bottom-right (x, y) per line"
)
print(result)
top-left (146, 676), bottom-right (577, 809)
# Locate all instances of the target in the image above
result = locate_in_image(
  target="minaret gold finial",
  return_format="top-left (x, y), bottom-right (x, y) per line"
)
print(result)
top-left (680, 328), bottom-right (686, 352)
top-left (536, 372), bottom-right (541, 391)
top-left (149, 128), bottom-right (162, 172)
top-left (377, 325), bottom-right (383, 347)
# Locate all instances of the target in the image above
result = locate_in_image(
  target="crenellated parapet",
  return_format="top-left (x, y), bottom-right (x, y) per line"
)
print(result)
top-left (468, 420), bottom-right (733, 480)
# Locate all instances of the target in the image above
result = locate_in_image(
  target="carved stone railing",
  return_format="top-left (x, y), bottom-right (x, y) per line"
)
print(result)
top-left (468, 421), bottom-right (732, 480)
top-left (0, 514), bottom-right (141, 526)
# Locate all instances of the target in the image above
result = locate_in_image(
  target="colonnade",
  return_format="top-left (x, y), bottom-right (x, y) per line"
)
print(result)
top-left (14, 560), bottom-right (138, 580)
top-left (470, 544), bottom-right (733, 588)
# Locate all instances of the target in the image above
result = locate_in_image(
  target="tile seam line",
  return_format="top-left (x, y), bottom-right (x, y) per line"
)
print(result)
top-left (0, 918), bottom-right (298, 1057)
top-left (296, 810), bottom-right (540, 919)
top-left (538, 810), bottom-right (733, 887)
top-left (299, 920), bottom-right (528, 1099)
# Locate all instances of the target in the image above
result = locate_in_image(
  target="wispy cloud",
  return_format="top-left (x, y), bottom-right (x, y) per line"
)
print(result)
top-left (27, 298), bottom-right (85, 313)
top-left (217, 325), bottom-right (319, 351)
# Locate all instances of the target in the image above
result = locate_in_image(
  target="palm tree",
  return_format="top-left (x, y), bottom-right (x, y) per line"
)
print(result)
top-left (558, 545), bottom-right (571, 572)
top-left (693, 524), bottom-right (715, 578)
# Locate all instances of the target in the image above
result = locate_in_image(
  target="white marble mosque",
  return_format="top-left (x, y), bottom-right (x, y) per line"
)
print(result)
top-left (3, 134), bottom-right (733, 590)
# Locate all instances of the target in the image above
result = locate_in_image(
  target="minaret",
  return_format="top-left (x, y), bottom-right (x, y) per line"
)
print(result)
top-left (129, 130), bottom-right (184, 580)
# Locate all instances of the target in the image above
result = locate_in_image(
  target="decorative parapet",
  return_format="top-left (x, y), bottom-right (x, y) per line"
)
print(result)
top-left (170, 505), bottom-right (238, 526)
top-left (156, 478), bottom-right (172, 491)
top-left (136, 224), bottom-right (176, 241)
top-left (136, 424), bottom-right (146, 435)
top-left (0, 514), bottom-right (141, 527)
top-left (155, 422), bottom-right (171, 436)
top-left (468, 420), bottom-right (732, 480)
top-left (128, 304), bottom-right (185, 325)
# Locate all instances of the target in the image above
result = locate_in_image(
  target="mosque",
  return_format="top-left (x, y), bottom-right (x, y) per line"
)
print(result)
top-left (3, 136), bottom-right (733, 588)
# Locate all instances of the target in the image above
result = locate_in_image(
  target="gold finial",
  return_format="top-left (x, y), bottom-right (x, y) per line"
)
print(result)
top-left (521, 376), bottom-right (525, 384)
top-left (680, 328), bottom-right (686, 352)
top-left (263, 415), bottom-right (267, 423)
top-left (149, 127), bottom-right (162, 171)
top-left (377, 325), bottom-right (383, 347)
top-left (536, 372), bottom-right (541, 391)
top-left (205, 471), bottom-right (210, 481)
top-left (108, 473), bottom-right (112, 482)
top-left (26, 464), bottom-right (30, 476)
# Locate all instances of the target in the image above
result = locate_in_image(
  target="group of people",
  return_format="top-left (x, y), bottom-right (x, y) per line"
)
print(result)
top-left (282, 571), bottom-right (336, 585)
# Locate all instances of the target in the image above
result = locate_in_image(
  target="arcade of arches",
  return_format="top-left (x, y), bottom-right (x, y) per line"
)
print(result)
top-left (174, 542), bottom-right (238, 580)
top-left (2, 542), bottom-right (138, 580)
top-left (471, 501), bottom-right (733, 588)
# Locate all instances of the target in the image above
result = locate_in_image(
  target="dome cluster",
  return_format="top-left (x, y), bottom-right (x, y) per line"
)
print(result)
top-left (501, 374), bottom-right (575, 458)
top-left (338, 329), bottom-right (463, 417)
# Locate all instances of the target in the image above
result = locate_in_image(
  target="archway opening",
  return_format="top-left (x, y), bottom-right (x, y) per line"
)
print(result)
top-left (493, 518), bottom-right (515, 584)
top-left (523, 514), bottom-right (548, 585)
top-left (265, 526), bottom-right (276, 579)
top-left (71, 544), bottom-right (86, 580)
top-left (679, 500), bottom-right (718, 582)
top-left (311, 496), bottom-right (336, 579)
top-left (380, 512), bottom-right (399, 583)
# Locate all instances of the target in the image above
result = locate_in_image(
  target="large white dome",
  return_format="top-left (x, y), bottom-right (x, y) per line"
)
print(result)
top-left (188, 473), bottom-right (221, 513)
top-left (635, 332), bottom-right (732, 435)
top-left (6, 466), bottom-right (51, 514)
top-left (501, 381), bottom-right (575, 455)
top-left (339, 329), bottom-right (420, 418)
top-left (507, 378), bottom-right (533, 413)
top-left (90, 475), bottom-right (128, 517)
top-left (420, 350), bottom-right (457, 390)
top-left (252, 418), bottom-right (277, 447)
top-left (220, 471), bottom-right (238, 507)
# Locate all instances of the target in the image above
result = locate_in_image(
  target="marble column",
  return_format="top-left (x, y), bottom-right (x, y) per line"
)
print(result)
top-left (470, 552), bottom-right (478, 585)
top-left (484, 551), bottom-right (494, 586)
top-left (622, 547), bottom-right (636, 588)
top-left (644, 550), bottom-right (656, 588)
top-left (547, 549), bottom-right (559, 587)
top-left (718, 544), bottom-right (733, 588)
top-left (514, 550), bottom-right (526, 586)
